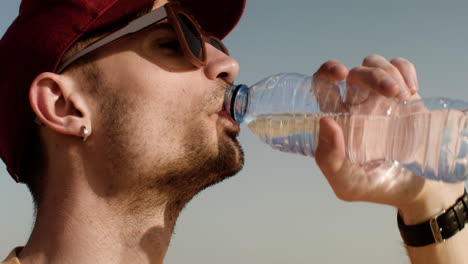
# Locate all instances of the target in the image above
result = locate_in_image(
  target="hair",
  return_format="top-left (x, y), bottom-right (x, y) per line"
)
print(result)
top-left (21, 4), bottom-right (154, 209)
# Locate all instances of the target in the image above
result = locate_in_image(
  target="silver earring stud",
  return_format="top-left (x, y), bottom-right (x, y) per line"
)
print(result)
top-left (81, 126), bottom-right (90, 142)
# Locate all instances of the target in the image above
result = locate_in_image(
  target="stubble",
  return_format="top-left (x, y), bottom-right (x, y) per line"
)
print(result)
top-left (82, 66), bottom-right (244, 220)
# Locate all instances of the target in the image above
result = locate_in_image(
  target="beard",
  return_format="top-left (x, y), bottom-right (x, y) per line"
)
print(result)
top-left (87, 71), bottom-right (244, 219)
top-left (152, 123), bottom-right (244, 210)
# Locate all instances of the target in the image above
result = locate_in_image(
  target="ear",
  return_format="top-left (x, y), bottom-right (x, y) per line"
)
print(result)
top-left (29, 72), bottom-right (92, 139)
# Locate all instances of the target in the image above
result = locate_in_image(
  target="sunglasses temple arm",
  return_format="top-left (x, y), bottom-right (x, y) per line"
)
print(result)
top-left (57, 7), bottom-right (168, 73)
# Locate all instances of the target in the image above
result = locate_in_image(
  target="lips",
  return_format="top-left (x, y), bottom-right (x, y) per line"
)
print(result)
top-left (218, 109), bottom-right (240, 132)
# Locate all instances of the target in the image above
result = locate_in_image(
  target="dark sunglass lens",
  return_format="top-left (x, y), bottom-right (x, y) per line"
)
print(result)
top-left (177, 14), bottom-right (203, 60)
top-left (209, 38), bottom-right (228, 54)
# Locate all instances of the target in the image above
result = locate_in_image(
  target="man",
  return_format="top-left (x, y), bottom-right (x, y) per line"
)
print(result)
top-left (0, 0), bottom-right (466, 263)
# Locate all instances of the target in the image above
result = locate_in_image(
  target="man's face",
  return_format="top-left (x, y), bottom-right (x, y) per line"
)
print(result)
top-left (76, 1), bottom-right (244, 205)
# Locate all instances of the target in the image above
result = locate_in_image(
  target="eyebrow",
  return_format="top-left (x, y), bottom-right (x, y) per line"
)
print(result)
top-left (146, 20), bottom-right (175, 33)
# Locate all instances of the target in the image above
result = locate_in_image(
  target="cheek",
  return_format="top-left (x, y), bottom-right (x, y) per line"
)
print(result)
top-left (97, 54), bottom-right (216, 147)
top-left (126, 86), bottom-right (203, 154)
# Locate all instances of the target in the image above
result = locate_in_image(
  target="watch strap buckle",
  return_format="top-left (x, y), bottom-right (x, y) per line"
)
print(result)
top-left (429, 210), bottom-right (446, 243)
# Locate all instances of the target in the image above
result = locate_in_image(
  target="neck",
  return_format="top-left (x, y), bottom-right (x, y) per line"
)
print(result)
top-left (19, 170), bottom-right (178, 264)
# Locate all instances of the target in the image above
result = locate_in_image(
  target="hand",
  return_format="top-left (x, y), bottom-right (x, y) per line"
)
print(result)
top-left (313, 55), bottom-right (465, 225)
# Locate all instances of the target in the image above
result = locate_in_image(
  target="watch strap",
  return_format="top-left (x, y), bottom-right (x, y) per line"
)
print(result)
top-left (397, 189), bottom-right (468, 247)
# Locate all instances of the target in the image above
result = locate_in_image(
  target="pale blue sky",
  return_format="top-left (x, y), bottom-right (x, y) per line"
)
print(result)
top-left (1, 0), bottom-right (467, 263)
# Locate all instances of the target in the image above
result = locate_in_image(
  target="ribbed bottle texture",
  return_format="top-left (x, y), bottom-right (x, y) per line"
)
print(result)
top-left (224, 73), bottom-right (468, 182)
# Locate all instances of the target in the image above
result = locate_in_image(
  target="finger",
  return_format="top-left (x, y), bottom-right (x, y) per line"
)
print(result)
top-left (314, 60), bottom-right (349, 81)
top-left (362, 54), bottom-right (411, 99)
top-left (390, 57), bottom-right (419, 95)
top-left (315, 117), bottom-right (346, 177)
top-left (343, 82), bottom-right (371, 106)
top-left (347, 66), bottom-right (400, 98)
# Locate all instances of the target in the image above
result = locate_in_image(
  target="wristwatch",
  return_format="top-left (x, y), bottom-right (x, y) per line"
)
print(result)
top-left (397, 189), bottom-right (468, 247)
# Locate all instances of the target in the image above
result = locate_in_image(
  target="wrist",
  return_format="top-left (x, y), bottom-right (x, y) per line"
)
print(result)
top-left (398, 182), bottom-right (465, 225)
top-left (397, 186), bottom-right (468, 247)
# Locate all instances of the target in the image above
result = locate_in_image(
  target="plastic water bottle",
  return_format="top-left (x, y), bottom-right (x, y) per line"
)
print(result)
top-left (224, 73), bottom-right (468, 182)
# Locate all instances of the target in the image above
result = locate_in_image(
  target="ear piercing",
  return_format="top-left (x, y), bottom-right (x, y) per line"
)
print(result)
top-left (81, 126), bottom-right (90, 142)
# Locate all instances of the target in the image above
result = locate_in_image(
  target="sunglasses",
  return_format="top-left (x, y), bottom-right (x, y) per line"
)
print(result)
top-left (57, 2), bottom-right (229, 73)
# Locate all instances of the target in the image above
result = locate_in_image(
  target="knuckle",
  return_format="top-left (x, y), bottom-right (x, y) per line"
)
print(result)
top-left (347, 67), bottom-right (360, 77)
top-left (323, 59), bottom-right (340, 70)
top-left (391, 57), bottom-right (416, 71)
top-left (369, 67), bottom-right (387, 80)
top-left (315, 60), bottom-right (339, 76)
top-left (347, 67), bottom-right (365, 81)
top-left (315, 60), bottom-right (347, 79)
top-left (362, 54), bottom-right (384, 66)
top-left (390, 57), bottom-right (406, 65)
top-left (325, 59), bottom-right (340, 65)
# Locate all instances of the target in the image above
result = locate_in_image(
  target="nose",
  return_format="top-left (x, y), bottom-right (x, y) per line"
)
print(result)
top-left (203, 44), bottom-right (239, 84)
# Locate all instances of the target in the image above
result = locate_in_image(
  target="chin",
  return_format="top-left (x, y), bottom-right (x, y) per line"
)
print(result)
top-left (149, 127), bottom-right (244, 203)
top-left (201, 133), bottom-right (245, 190)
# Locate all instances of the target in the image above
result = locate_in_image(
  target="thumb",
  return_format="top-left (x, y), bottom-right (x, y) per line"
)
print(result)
top-left (315, 117), bottom-right (346, 177)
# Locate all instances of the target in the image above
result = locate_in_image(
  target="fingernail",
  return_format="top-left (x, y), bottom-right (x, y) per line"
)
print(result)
top-left (408, 76), bottom-right (417, 92)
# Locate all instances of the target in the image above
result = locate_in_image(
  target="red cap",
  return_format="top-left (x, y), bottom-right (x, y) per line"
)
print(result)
top-left (0, 0), bottom-right (246, 182)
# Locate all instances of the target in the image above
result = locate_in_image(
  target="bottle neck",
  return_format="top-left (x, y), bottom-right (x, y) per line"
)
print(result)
top-left (223, 84), bottom-right (249, 124)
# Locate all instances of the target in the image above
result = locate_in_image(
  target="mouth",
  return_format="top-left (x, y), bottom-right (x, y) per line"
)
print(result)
top-left (211, 81), bottom-right (240, 133)
top-left (218, 109), bottom-right (240, 133)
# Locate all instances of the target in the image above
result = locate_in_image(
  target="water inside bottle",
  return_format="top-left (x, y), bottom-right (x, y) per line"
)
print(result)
top-left (246, 113), bottom-right (390, 162)
top-left (245, 109), bottom-right (468, 181)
